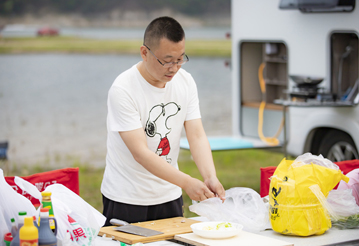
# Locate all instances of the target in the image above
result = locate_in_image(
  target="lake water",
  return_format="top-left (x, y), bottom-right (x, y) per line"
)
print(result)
top-left (0, 54), bottom-right (232, 167)
top-left (0, 26), bottom-right (230, 40)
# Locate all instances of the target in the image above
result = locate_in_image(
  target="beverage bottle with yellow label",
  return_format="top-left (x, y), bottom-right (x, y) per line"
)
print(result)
top-left (41, 191), bottom-right (56, 232)
top-left (19, 217), bottom-right (38, 246)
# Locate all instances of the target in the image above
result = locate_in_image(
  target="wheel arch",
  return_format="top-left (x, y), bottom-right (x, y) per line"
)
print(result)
top-left (304, 127), bottom-right (358, 155)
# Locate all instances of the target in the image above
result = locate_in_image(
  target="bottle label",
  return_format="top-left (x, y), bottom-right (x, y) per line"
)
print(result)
top-left (49, 217), bottom-right (55, 230)
top-left (20, 239), bottom-right (38, 246)
top-left (42, 202), bottom-right (54, 216)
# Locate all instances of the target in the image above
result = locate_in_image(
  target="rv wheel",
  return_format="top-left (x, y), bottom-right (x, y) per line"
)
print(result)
top-left (318, 130), bottom-right (358, 162)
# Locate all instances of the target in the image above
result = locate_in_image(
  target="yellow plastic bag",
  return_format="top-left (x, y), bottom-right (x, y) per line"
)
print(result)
top-left (269, 158), bottom-right (349, 236)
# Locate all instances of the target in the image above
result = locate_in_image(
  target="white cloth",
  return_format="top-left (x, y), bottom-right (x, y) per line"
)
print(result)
top-left (101, 63), bottom-right (201, 205)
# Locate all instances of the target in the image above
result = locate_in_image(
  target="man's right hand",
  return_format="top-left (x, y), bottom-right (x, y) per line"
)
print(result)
top-left (182, 176), bottom-right (215, 201)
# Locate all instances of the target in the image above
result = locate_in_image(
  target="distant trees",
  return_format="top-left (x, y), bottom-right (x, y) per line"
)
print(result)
top-left (0, 0), bottom-right (230, 17)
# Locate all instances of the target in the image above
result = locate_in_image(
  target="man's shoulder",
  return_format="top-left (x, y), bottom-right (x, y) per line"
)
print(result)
top-left (110, 64), bottom-right (140, 91)
top-left (173, 68), bottom-right (194, 84)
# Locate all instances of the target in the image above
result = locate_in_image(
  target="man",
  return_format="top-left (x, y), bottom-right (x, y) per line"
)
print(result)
top-left (101, 16), bottom-right (225, 226)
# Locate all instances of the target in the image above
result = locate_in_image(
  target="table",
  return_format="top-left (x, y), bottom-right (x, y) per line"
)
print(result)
top-left (95, 217), bottom-right (359, 246)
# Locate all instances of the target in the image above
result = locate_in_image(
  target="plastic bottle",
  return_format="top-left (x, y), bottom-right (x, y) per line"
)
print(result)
top-left (41, 191), bottom-right (56, 232)
top-left (38, 208), bottom-right (57, 246)
top-left (19, 217), bottom-right (38, 246)
top-left (10, 211), bottom-right (27, 246)
top-left (10, 218), bottom-right (18, 238)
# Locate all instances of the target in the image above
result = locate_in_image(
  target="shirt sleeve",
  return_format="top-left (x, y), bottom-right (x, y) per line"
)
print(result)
top-left (185, 74), bottom-right (201, 121)
top-left (107, 84), bottom-right (142, 132)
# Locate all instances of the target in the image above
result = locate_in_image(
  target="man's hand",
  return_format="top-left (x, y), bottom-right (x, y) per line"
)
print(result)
top-left (182, 177), bottom-right (215, 201)
top-left (204, 176), bottom-right (226, 202)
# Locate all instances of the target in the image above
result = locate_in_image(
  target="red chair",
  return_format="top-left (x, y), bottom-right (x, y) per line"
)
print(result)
top-left (260, 159), bottom-right (359, 197)
top-left (5, 167), bottom-right (79, 207)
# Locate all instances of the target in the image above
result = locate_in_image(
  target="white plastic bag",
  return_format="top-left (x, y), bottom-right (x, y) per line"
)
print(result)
top-left (46, 184), bottom-right (106, 246)
top-left (292, 152), bottom-right (339, 170)
top-left (0, 169), bottom-right (37, 246)
top-left (9, 174), bottom-right (105, 246)
top-left (189, 187), bottom-right (270, 232)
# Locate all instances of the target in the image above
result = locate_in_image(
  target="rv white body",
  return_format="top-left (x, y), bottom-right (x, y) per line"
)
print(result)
top-left (231, 0), bottom-right (359, 160)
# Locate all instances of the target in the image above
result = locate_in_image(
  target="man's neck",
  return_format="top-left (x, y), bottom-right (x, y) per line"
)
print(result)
top-left (137, 62), bottom-right (166, 88)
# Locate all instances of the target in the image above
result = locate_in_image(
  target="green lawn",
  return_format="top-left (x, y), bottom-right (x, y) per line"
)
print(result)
top-left (2, 148), bottom-right (286, 218)
top-left (0, 37), bottom-right (231, 57)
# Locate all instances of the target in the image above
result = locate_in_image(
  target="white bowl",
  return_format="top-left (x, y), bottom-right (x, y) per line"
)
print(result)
top-left (190, 221), bottom-right (243, 239)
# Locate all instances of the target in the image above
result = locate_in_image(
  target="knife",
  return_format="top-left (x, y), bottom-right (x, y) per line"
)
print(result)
top-left (110, 218), bottom-right (164, 237)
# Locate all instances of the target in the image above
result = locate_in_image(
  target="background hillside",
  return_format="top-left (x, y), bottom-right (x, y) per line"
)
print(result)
top-left (0, 0), bottom-right (231, 28)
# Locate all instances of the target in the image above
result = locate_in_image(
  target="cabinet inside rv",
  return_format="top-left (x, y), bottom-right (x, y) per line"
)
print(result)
top-left (240, 42), bottom-right (287, 139)
top-left (331, 32), bottom-right (359, 101)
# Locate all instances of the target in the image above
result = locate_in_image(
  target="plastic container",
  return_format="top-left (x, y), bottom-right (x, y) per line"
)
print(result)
top-left (19, 217), bottom-right (38, 246)
top-left (41, 191), bottom-right (56, 232)
top-left (38, 208), bottom-right (57, 246)
top-left (10, 211), bottom-right (27, 246)
top-left (4, 232), bottom-right (13, 246)
top-left (10, 218), bottom-right (18, 238)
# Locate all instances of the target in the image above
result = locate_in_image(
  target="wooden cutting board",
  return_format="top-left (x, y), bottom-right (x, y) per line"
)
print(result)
top-left (174, 232), bottom-right (294, 246)
top-left (98, 217), bottom-right (199, 245)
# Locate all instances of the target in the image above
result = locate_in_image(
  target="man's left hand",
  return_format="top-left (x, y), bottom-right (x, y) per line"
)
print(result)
top-left (204, 176), bottom-right (226, 202)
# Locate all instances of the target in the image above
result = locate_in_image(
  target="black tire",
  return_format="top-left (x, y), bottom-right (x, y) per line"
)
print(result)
top-left (318, 130), bottom-right (358, 162)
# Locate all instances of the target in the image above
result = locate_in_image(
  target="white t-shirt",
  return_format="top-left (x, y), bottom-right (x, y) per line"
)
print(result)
top-left (101, 63), bottom-right (201, 205)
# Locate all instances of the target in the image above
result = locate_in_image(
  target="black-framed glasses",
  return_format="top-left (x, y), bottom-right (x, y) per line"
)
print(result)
top-left (143, 44), bottom-right (189, 68)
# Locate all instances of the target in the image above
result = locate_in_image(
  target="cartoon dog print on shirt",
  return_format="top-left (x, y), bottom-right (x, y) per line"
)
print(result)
top-left (145, 102), bottom-right (181, 163)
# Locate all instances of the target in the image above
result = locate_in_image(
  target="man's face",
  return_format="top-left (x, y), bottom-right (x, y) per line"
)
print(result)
top-left (143, 38), bottom-right (186, 87)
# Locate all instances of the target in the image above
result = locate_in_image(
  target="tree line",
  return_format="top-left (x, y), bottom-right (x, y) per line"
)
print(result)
top-left (0, 0), bottom-right (230, 17)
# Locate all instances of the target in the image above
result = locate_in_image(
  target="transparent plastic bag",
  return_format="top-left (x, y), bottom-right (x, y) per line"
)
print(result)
top-left (337, 168), bottom-right (359, 206)
top-left (189, 187), bottom-right (270, 232)
top-left (310, 185), bottom-right (359, 229)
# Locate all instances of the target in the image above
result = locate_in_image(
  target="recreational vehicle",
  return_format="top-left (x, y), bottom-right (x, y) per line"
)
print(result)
top-left (231, 0), bottom-right (359, 161)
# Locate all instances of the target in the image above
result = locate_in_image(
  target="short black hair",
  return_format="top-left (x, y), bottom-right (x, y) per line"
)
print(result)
top-left (144, 16), bottom-right (185, 49)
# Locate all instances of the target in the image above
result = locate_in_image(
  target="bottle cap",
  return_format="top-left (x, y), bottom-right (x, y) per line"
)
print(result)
top-left (24, 217), bottom-right (33, 226)
top-left (11, 218), bottom-right (15, 223)
top-left (4, 232), bottom-right (13, 242)
top-left (19, 211), bottom-right (27, 216)
top-left (40, 208), bottom-right (49, 212)
top-left (41, 191), bottom-right (52, 196)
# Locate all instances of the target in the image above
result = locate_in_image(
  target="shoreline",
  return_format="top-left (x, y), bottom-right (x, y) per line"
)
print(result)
top-left (0, 37), bottom-right (231, 57)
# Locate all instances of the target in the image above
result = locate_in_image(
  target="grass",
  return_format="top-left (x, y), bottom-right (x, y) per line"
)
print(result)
top-left (0, 36), bottom-right (231, 57)
top-left (2, 149), bottom-right (287, 218)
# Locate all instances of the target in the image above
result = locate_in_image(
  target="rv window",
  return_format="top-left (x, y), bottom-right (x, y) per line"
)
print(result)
top-left (279, 0), bottom-right (355, 12)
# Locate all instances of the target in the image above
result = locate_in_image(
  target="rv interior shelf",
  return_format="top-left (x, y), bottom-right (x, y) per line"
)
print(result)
top-left (242, 101), bottom-right (284, 111)
top-left (240, 42), bottom-right (288, 105)
top-left (264, 57), bottom-right (287, 63)
top-left (274, 99), bottom-right (356, 107)
top-left (265, 79), bottom-right (287, 86)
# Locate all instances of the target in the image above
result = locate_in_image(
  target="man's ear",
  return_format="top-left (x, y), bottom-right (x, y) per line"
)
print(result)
top-left (140, 46), bottom-right (148, 61)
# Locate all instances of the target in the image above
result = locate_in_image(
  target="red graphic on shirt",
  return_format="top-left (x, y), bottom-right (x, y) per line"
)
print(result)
top-left (157, 137), bottom-right (170, 156)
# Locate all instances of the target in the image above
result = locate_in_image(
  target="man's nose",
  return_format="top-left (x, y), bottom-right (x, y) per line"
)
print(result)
top-left (168, 63), bottom-right (181, 72)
